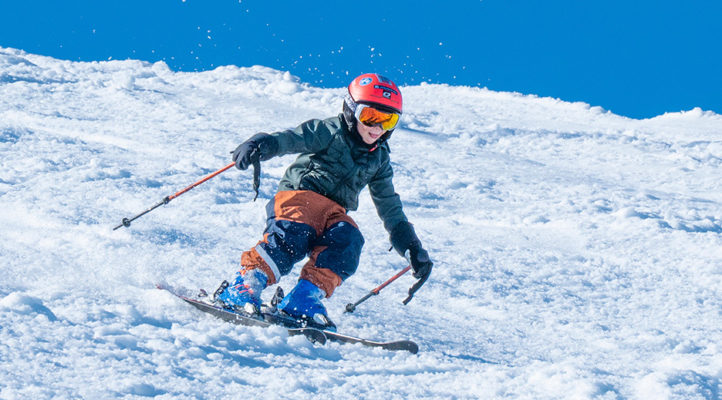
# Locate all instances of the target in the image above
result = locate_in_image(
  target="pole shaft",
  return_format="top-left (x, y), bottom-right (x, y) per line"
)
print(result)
top-left (344, 265), bottom-right (411, 313)
top-left (167, 162), bottom-right (235, 201)
top-left (372, 265), bottom-right (411, 294)
top-left (114, 162), bottom-right (235, 230)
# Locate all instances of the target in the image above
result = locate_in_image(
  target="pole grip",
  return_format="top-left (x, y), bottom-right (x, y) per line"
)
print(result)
top-left (252, 159), bottom-right (261, 201)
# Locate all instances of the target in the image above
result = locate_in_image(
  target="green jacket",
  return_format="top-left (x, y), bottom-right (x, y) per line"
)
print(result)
top-left (269, 115), bottom-right (408, 234)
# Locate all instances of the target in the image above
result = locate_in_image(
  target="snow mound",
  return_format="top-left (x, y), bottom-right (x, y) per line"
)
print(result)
top-left (1, 47), bottom-right (721, 399)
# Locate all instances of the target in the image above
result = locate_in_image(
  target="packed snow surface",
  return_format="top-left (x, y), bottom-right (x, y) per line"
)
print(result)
top-left (1, 47), bottom-right (721, 399)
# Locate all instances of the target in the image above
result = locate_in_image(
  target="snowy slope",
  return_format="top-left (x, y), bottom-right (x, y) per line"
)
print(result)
top-left (1, 46), bottom-right (721, 399)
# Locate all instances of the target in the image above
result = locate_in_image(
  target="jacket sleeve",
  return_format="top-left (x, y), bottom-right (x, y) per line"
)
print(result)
top-left (368, 157), bottom-right (409, 234)
top-left (269, 118), bottom-right (337, 156)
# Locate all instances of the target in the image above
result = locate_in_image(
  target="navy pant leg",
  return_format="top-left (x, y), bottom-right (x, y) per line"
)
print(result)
top-left (259, 219), bottom-right (316, 276)
top-left (312, 221), bottom-right (365, 281)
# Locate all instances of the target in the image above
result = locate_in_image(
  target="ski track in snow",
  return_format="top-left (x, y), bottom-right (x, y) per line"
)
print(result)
top-left (1, 46), bottom-right (721, 399)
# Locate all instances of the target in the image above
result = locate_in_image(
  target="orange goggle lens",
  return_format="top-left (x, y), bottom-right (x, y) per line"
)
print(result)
top-left (355, 105), bottom-right (400, 131)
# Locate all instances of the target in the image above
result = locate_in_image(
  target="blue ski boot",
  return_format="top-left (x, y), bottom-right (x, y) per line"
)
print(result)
top-left (214, 269), bottom-right (267, 315)
top-left (279, 279), bottom-right (336, 331)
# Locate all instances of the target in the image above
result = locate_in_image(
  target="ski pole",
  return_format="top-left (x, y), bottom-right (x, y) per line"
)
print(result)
top-left (113, 162), bottom-right (237, 230)
top-left (344, 265), bottom-right (411, 313)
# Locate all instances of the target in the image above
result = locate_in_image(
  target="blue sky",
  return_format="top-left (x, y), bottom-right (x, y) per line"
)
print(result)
top-left (1, 0), bottom-right (720, 119)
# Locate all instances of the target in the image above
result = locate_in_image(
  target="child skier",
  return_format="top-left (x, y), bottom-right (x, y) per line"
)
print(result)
top-left (214, 73), bottom-right (433, 330)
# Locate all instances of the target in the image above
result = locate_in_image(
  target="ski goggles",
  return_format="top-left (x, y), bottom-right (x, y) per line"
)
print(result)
top-left (355, 104), bottom-right (400, 131)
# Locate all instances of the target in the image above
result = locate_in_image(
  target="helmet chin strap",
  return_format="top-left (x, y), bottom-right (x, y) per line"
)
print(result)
top-left (342, 95), bottom-right (357, 131)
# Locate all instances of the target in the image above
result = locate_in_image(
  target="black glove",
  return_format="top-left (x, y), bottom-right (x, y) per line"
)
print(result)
top-left (408, 243), bottom-right (433, 280)
top-left (232, 133), bottom-right (278, 170)
top-left (390, 221), bottom-right (433, 280)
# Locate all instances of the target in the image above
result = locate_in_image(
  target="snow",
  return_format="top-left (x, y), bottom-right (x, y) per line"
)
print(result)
top-left (1, 46), bottom-right (721, 399)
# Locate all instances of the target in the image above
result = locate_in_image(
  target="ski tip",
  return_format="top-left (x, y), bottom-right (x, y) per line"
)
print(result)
top-left (155, 283), bottom-right (198, 299)
top-left (384, 340), bottom-right (419, 354)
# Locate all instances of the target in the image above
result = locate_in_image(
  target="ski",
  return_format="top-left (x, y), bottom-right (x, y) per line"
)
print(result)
top-left (157, 284), bottom-right (419, 354)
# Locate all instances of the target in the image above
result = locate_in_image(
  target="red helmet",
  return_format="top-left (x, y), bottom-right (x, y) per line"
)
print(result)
top-left (347, 73), bottom-right (402, 114)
